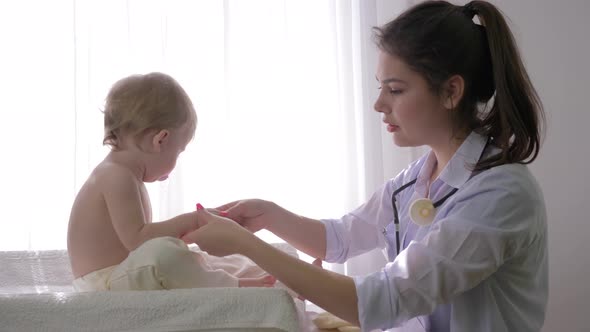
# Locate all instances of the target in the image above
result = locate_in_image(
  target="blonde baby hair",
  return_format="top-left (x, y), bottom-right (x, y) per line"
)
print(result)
top-left (103, 72), bottom-right (197, 150)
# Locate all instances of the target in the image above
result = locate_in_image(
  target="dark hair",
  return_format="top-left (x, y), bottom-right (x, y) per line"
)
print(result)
top-left (373, 0), bottom-right (545, 170)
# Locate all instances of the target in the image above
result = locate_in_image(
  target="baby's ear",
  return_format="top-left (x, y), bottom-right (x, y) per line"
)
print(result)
top-left (152, 129), bottom-right (170, 152)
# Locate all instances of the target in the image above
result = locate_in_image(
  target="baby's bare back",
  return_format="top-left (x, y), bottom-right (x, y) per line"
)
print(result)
top-left (67, 162), bottom-right (149, 278)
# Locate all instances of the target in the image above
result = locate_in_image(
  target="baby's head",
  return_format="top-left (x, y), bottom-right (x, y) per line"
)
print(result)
top-left (103, 72), bottom-right (197, 151)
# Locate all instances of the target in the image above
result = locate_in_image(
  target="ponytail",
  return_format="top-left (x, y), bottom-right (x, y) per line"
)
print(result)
top-left (467, 1), bottom-right (545, 170)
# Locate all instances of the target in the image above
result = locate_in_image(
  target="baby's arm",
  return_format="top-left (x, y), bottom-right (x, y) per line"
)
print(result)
top-left (101, 165), bottom-right (198, 250)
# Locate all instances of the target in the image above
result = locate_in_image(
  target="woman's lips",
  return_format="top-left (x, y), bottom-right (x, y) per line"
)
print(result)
top-left (387, 124), bottom-right (399, 132)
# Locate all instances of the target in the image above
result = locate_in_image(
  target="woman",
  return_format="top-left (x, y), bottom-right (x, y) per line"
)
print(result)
top-left (183, 1), bottom-right (547, 331)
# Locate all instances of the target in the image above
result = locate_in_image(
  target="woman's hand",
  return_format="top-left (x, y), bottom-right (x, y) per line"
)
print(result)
top-left (186, 206), bottom-right (358, 326)
top-left (181, 207), bottom-right (258, 257)
top-left (217, 199), bottom-right (328, 260)
top-left (215, 199), bottom-right (286, 233)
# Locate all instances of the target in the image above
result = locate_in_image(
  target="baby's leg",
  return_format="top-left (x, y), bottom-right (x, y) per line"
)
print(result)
top-left (196, 250), bottom-right (266, 278)
top-left (194, 246), bottom-right (277, 287)
top-left (238, 275), bottom-right (276, 287)
top-left (109, 237), bottom-right (238, 290)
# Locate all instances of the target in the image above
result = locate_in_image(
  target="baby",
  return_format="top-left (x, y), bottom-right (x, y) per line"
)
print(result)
top-left (67, 72), bottom-right (274, 291)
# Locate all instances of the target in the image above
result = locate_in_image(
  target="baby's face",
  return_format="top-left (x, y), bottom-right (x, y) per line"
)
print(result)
top-left (141, 122), bottom-right (194, 183)
top-left (157, 123), bottom-right (194, 180)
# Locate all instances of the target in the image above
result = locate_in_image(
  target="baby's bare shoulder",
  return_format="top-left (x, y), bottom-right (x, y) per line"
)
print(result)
top-left (84, 161), bottom-right (139, 195)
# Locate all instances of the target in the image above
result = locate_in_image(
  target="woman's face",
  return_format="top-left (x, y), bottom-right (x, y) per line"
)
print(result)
top-left (374, 50), bottom-right (452, 148)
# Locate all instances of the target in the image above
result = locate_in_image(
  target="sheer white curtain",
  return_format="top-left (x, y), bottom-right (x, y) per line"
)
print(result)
top-left (337, 0), bottom-right (428, 276)
top-left (0, 0), bottom-right (421, 275)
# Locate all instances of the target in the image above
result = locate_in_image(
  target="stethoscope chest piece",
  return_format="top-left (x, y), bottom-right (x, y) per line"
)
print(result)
top-left (409, 198), bottom-right (436, 226)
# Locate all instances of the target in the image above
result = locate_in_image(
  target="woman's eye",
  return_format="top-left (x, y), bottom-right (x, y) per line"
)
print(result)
top-left (377, 86), bottom-right (403, 95)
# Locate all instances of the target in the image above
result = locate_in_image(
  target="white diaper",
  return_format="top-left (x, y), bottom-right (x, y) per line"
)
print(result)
top-left (72, 265), bottom-right (117, 291)
top-left (73, 237), bottom-right (240, 291)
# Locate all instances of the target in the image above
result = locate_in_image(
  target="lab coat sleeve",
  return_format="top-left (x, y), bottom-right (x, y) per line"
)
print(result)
top-left (353, 170), bottom-right (545, 331)
top-left (321, 181), bottom-right (394, 264)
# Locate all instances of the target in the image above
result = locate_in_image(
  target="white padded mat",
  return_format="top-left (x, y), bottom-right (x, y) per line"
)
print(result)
top-left (0, 245), bottom-right (303, 332)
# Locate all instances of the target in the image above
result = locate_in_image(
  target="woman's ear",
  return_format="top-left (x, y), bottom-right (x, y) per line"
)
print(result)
top-left (442, 75), bottom-right (465, 110)
top-left (152, 129), bottom-right (170, 152)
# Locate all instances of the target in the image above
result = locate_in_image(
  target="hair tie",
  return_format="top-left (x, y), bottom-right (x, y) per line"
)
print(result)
top-left (462, 3), bottom-right (477, 19)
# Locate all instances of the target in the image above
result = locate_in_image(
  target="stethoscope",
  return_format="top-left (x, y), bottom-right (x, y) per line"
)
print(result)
top-left (383, 138), bottom-right (491, 260)
top-left (386, 180), bottom-right (458, 257)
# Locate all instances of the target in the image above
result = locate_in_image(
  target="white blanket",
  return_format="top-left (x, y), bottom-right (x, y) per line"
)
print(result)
top-left (0, 246), bottom-right (303, 332)
top-left (0, 249), bottom-right (74, 294)
top-left (0, 288), bottom-right (300, 332)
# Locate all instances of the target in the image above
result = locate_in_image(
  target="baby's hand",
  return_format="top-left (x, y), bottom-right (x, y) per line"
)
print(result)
top-left (195, 204), bottom-right (228, 226)
top-left (182, 205), bottom-right (253, 257)
top-left (193, 203), bottom-right (212, 229)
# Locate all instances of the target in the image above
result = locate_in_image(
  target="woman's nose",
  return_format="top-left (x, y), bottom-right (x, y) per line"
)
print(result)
top-left (374, 93), bottom-right (388, 114)
top-left (373, 102), bottom-right (382, 113)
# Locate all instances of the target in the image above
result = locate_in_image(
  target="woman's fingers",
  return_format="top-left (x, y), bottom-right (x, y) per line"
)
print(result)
top-left (183, 207), bottom-right (220, 243)
top-left (182, 206), bottom-right (248, 257)
top-left (214, 200), bottom-right (241, 212)
top-left (207, 200), bottom-right (265, 233)
top-left (205, 208), bottom-right (223, 216)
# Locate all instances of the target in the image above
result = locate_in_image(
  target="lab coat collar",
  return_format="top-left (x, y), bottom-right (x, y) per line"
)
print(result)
top-left (439, 131), bottom-right (488, 189)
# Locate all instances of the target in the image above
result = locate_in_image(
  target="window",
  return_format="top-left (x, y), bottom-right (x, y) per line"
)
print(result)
top-left (0, 0), bottom-right (369, 251)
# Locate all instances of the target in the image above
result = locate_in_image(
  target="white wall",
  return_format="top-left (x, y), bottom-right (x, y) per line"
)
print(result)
top-left (501, 1), bottom-right (590, 331)
top-left (376, 0), bottom-right (590, 331)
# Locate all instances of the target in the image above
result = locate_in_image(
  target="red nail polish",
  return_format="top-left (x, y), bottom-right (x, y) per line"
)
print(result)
top-left (196, 203), bottom-right (204, 211)
top-left (219, 211), bottom-right (228, 217)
